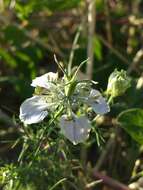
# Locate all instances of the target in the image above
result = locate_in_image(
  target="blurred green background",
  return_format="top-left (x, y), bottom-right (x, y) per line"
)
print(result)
top-left (1, 0), bottom-right (143, 189)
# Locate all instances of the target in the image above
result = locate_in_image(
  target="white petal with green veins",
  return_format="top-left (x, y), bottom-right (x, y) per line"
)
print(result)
top-left (31, 72), bottom-right (58, 89)
top-left (19, 96), bottom-right (49, 125)
top-left (60, 114), bottom-right (91, 145)
top-left (87, 89), bottom-right (110, 115)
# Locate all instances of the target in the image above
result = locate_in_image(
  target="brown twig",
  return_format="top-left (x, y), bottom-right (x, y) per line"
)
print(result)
top-left (94, 132), bottom-right (116, 171)
top-left (80, 0), bottom-right (96, 171)
top-left (93, 171), bottom-right (131, 190)
top-left (104, 0), bottom-right (113, 47)
top-left (0, 0), bottom-right (4, 12)
top-left (127, 48), bottom-right (143, 74)
top-left (86, 0), bottom-right (96, 79)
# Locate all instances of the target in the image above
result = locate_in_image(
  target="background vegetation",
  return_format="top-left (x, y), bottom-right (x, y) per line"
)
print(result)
top-left (1, 0), bottom-right (143, 189)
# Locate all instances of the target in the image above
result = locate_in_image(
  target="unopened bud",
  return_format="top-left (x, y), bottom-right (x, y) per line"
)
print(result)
top-left (106, 69), bottom-right (131, 97)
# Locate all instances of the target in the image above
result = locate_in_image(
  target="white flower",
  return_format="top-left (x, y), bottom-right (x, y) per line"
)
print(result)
top-left (60, 114), bottom-right (91, 145)
top-left (20, 96), bottom-right (49, 125)
top-left (19, 71), bottom-right (110, 144)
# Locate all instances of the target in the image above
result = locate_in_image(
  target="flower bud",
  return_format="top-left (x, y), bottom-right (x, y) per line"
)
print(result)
top-left (106, 69), bottom-right (131, 97)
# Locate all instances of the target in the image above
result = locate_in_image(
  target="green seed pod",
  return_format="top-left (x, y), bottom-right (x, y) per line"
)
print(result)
top-left (66, 80), bottom-right (77, 97)
top-left (106, 69), bottom-right (131, 97)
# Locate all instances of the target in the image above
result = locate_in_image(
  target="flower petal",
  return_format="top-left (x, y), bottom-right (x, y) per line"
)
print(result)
top-left (19, 96), bottom-right (48, 125)
top-left (87, 89), bottom-right (110, 115)
top-left (60, 114), bottom-right (91, 145)
top-left (31, 72), bottom-right (58, 89)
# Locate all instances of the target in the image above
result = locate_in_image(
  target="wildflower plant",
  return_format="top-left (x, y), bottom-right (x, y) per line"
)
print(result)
top-left (19, 57), bottom-right (110, 145)
top-left (1, 57), bottom-right (131, 190)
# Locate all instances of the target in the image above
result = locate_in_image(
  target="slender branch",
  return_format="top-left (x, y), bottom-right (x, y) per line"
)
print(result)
top-left (127, 48), bottom-right (143, 74)
top-left (104, 0), bottom-right (113, 46)
top-left (9, 0), bottom-right (16, 9)
top-left (86, 0), bottom-right (96, 79)
top-left (94, 132), bottom-right (116, 171)
top-left (93, 171), bottom-right (130, 190)
top-left (0, 0), bottom-right (4, 12)
top-left (94, 126), bottom-right (120, 172)
top-left (49, 34), bottom-right (65, 57)
top-left (136, 72), bottom-right (143, 89)
top-left (30, 107), bottom-right (64, 164)
top-left (68, 24), bottom-right (82, 75)
top-left (80, 0), bottom-right (96, 170)
top-left (49, 178), bottom-right (67, 190)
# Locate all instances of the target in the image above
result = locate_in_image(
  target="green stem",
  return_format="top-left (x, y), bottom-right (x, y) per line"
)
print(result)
top-left (108, 95), bottom-right (114, 104)
top-left (20, 124), bottom-right (31, 139)
top-left (68, 24), bottom-right (82, 76)
top-left (54, 54), bottom-right (67, 76)
top-left (71, 58), bottom-right (89, 81)
top-left (49, 178), bottom-right (67, 190)
top-left (29, 107), bottom-right (64, 165)
top-left (66, 99), bottom-right (73, 118)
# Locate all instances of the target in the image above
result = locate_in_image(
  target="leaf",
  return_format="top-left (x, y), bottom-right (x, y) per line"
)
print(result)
top-left (93, 36), bottom-right (102, 61)
top-left (118, 108), bottom-right (143, 144)
top-left (0, 48), bottom-right (17, 68)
